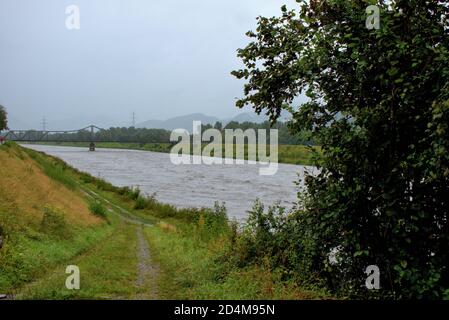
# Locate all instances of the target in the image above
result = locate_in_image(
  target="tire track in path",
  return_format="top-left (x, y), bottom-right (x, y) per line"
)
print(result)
top-left (136, 226), bottom-right (158, 300)
top-left (81, 185), bottom-right (159, 299)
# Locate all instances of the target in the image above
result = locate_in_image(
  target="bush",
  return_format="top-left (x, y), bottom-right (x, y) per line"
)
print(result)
top-left (233, 0), bottom-right (449, 299)
top-left (0, 105), bottom-right (7, 131)
top-left (196, 202), bottom-right (229, 242)
top-left (232, 201), bottom-right (288, 267)
top-left (79, 173), bottom-right (93, 184)
top-left (88, 201), bottom-right (107, 217)
top-left (134, 196), bottom-right (147, 210)
top-left (127, 187), bottom-right (141, 200)
top-left (40, 206), bottom-right (71, 239)
top-left (117, 186), bottom-right (129, 196)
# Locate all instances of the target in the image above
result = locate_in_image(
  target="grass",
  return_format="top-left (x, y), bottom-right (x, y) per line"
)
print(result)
top-left (88, 201), bottom-right (107, 217)
top-left (1, 141), bottom-right (327, 299)
top-left (16, 215), bottom-right (144, 300)
top-left (65, 153), bottom-right (327, 299)
top-left (0, 205), bottom-right (112, 294)
top-left (0, 142), bottom-right (111, 293)
top-left (24, 141), bottom-right (320, 166)
top-left (24, 147), bottom-right (78, 190)
top-left (1, 142), bottom-right (158, 299)
top-left (144, 224), bottom-right (325, 299)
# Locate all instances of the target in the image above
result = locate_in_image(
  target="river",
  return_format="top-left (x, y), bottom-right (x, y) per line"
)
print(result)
top-left (23, 145), bottom-right (317, 220)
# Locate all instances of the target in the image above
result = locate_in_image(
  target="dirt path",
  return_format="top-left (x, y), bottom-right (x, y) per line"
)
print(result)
top-left (12, 186), bottom-right (160, 299)
top-left (82, 186), bottom-right (159, 299)
top-left (81, 187), bottom-right (153, 227)
top-left (136, 226), bottom-right (158, 300)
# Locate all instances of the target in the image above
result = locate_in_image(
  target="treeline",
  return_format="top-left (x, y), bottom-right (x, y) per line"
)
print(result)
top-left (33, 121), bottom-right (314, 145)
top-left (203, 121), bottom-right (315, 145)
top-left (35, 127), bottom-right (171, 143)
top-left (89, 127), bottom-right (170, 143)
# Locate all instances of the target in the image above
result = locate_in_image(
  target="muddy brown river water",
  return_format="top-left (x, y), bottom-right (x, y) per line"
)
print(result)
top-left (24, 145), bottom-right (317, 220)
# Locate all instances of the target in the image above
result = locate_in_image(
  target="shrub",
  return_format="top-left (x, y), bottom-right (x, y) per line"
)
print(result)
top-left (196, 202), bottom-right (229, 242)
top-left (79, 173), bottom-right (93, 184)
top-left (232, 0), bottom-right (449, 299)
top-left (134, 196), bottom-right (147, 210)
top-left (117, 186), bottom-right (130, 196)
top-left (88, 201), bottom-right (107, 217)
top-left (0, 105), bottom-right (7, 131)
top-left (127, 187), bottom-right (141, 200)
top-left (233, 201), bottom-right (288, 267)
top-left (40, 206), bottom-right (71, 239)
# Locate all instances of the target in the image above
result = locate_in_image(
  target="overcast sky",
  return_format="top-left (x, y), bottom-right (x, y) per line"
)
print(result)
top-left (0, 0), bottom-right (298, 129)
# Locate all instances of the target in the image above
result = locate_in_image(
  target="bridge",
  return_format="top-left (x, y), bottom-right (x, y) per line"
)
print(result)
top-left (1, 125), bottom-right (106, 151)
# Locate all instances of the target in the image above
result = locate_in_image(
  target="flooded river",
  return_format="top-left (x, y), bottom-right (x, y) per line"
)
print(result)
top-left (24, 145), bottom-right (316, 220)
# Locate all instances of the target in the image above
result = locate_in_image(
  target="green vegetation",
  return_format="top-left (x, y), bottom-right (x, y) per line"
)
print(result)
top-left (37, 127), bottom-right (171, 145)
top-left (71, 173), bottom-right (327, 299)
top-left (40, 206), bottom-right (72, 239)
top-left (0, 142), bottom-right (112, 294)
top-left (17, 120), bottom-right (314, 146)
top-left (1, 142), bottom-right (324, 299)
top-left (144, 221), bottom-right (326, 299)
top-left (232, 0), bottom-right (449, 298)
top-left (3, 0), bottom-right (448, 301)
top-left (0, 105), bottom-right (7, 131)
top-left (16, 215), bottom-right (143, 300)
top-left (88, 201), bottom-right (107, 218)
top-left (26, 150), bottom-right (77, 190)
top-left (26, 141), bottom-right (318, 166)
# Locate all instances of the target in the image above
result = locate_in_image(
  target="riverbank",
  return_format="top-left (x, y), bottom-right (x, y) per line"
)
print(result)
top-left (23, 144), bottom-right (309, 220)
top-left (22, 141), bottom-right (320, 166)
top-left (0, 142), bottom-right (327, 299)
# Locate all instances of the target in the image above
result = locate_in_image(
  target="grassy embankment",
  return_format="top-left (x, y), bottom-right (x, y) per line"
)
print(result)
top-left (0, 142), bottom-right (326, 299)
top-left (27, 141), bottom-right (319, 166)
top-left (0, 142), bottom-right (153, 299)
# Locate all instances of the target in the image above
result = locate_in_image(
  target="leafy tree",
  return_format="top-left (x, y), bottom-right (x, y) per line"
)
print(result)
top-left (213, 121), bottom-right (223, 130)
top-left (46, 127), bottom-right (171, 143)
top-left (232, 0), bottom-right (449, 298)
top-left (0, 105), bottom-right (7, 131)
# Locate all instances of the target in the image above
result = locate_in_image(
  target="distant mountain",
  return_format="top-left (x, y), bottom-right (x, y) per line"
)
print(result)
top-left (136, 112), bottom-right (276, 130)
top-left (8, 111), bottom-right (292, 132)
top-left (136, 113), bottom-right (219, 130)
top-left (223, 112), bottom-right (268, 125)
